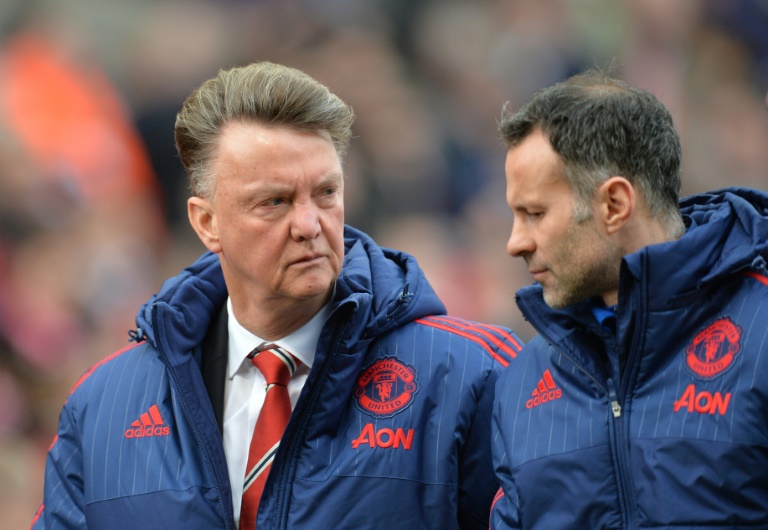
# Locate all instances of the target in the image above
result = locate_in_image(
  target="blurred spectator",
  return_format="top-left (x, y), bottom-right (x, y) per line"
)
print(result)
top-left (0, 23), bottom-right (169, 525)
top-left (703, 0), bottom-right (768, 92)
top-left (126, 0), bottom-right (238, 234)
top-left (0, 28), bottom-right (167, 371)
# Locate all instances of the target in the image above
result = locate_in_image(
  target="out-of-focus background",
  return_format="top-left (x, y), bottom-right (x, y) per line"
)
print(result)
top-left (1, 0), bottom-right (767, 526)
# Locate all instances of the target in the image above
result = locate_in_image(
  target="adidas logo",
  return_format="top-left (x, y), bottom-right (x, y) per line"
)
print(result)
top-left (525, 369), bottom-right (562, 409)
top-left (124, 404), bottom-right (171, 438)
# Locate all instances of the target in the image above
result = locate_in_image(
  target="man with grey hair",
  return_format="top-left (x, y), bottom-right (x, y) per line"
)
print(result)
top-left (491, 70), bottom-right (768, 529)
top-left (33, 61), bottom-right (524, 529)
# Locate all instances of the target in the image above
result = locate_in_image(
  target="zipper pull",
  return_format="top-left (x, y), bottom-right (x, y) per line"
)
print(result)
top-left (607, 378), bottom-right (622, 418)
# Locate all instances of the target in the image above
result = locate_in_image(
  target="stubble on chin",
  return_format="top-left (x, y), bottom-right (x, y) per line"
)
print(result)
top-left (541, 282), bottom-right (574, 310)
top-left (541, 258), bottom-right (620, 310)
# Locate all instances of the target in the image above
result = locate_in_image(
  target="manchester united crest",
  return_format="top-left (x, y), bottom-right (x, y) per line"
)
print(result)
top-left (685, 317), bottom-right (742, 380)
top-left (354, 357), bottom-right (418, 418)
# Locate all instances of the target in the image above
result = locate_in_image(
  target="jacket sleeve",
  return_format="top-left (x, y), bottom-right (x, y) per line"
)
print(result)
top-left (490, 372), bottom-right (522, 529)
top-left (31, 402), bottom-right (88, 529)
top-left (456, 365), bottom-right (505, 530)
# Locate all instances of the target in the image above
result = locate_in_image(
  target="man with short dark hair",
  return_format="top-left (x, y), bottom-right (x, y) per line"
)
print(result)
top-left (491, 70), bottom-right (768, 529)
top-left (32, 61), bottom-right (524, 529)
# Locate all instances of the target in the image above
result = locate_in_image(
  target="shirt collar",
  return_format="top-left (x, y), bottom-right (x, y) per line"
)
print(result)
top-left (226, 297), bottom-right (330, 380)
top-left (589, 300), bottom-right (617, 330)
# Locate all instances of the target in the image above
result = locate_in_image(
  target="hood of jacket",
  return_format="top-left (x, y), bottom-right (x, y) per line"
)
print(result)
top-left (516, 187), bottom-right (768, 337)
top-left (625, 186), bottom-right (768, 297)
top-left (133, 225), bottom-right (446, 356)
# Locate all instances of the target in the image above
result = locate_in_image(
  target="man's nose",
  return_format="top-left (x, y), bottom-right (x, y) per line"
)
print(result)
top-left (506, 221), bottom-right (535, 257)
top-left (290, 202), bottom-right (321, 241)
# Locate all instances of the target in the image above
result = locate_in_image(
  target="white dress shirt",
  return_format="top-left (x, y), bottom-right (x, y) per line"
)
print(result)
top-left (223, 297), bottom-right (329, 528)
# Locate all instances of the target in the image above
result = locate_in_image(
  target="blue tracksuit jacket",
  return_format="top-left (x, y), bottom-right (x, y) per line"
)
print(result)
top-left (491, 187), bottom-right (768, 529)
top-left (32, 226), bottom-right (523, 529)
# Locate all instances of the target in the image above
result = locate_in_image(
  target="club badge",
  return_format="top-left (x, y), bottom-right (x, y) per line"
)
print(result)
top-left (685, 317), bottom-right (742, 380)
top-left (354, 357), bottom-right (418, 418)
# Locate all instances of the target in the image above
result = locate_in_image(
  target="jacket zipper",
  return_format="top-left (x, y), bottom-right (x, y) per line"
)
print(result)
top-left (608, 379), bottom-right (622, 418)
top-left (606, 377), bottom-right (632, 529)
top-left (169, 368), bottom-right (233, 529)
top-left (270, 305), bottom-right (354, 529)
top-left (537, 339), bottom-right (634, 529)
top-left (154, 306), bottom-right (234, 530)
top-left (521, 297), bottom-right (635, 529)
top-left (612, 277), bottom-right (647, 530)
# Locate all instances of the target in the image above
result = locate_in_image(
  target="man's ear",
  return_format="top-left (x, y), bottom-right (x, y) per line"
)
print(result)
top-left (188, 196), bottom-right (222, 253)
top-left (596, 176), bottom-right (635, 235)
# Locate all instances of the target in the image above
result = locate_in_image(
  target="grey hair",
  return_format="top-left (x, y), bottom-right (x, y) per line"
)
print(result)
top-left (175, 61), bottom-right (355, 198)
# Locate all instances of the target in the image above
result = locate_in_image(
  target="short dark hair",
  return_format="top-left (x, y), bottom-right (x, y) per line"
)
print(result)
top-left (175, 61), bottom-right (355, 198)
top-left (499, 69), bottom-right (683, 233)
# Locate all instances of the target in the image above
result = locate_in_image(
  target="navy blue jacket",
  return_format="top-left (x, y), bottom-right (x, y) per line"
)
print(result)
top-left (491, 188), bottom-right (768, 529)
top-left (32, 226), bottom-right (523, 529)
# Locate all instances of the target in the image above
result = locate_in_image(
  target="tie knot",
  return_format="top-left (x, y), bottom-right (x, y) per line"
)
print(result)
top-left (250, 346), bottom-right (300, 387)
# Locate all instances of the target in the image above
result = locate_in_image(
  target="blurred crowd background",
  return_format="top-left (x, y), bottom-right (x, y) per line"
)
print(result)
top-left (1, 0), bottom-right (767, 525)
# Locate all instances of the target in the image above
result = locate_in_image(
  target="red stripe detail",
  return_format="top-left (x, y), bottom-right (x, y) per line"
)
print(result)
top-left (29, 502), bottom-right (44, 529)
top-left (45, 343), bottom-right (141, 454)
top-left (543, 368), bottom-right (556, 389)
top-left (490, 487), bottom-right (505, 526)
top-left (417, 316), bottom-right (521, 360)
top-left (492, 487), bottom-right (504, 503)
top-left (415, 318), bottom-right (510, 367)
top-left (148, 404), bottom-right (164, 425)
top-left (744, 271), bottom-right (768, 287)
top-left (140, 412), bottom-right (152, 426)
top-left (68, 342), bottom-right (141, 397)
top-left (425, 315), bottom-right (524, 351)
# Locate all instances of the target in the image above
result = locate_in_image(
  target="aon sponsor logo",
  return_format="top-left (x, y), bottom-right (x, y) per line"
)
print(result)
top-left (673, 384), bottom-right (731, 415)
top-left (351, 423), bottom-right (414, 449)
